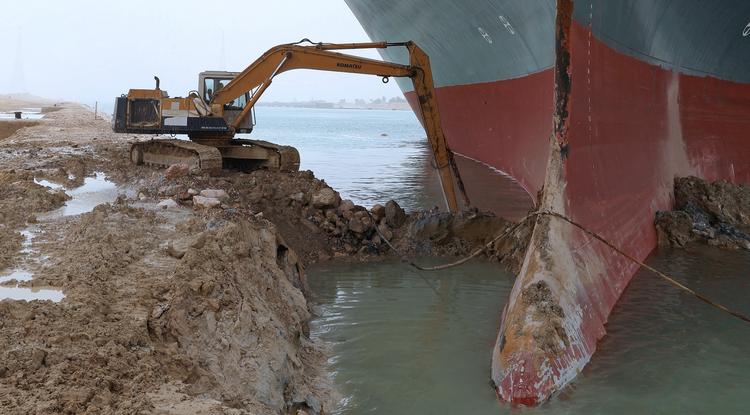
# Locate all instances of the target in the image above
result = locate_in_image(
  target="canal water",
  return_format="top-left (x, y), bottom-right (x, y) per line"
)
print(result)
top-left (250, 106), bottom-right (749, 413)
top-left (250, 106), bottom-right (533, 219)
top-left (308, 247), bottom-right (750, 414)
top-left (250, 106), bottom-right (442, 211)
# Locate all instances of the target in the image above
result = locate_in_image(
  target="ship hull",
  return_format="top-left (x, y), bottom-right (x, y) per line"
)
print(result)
top-left (346, 0), bottom-right (750, 405)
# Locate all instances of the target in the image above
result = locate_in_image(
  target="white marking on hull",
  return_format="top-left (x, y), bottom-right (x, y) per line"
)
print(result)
top-left (477, 27), bottom-right (493, 44)
top-left (453, 152), bottom-right (535, 201)
top-left (498, 15), bottom-right (516, 35)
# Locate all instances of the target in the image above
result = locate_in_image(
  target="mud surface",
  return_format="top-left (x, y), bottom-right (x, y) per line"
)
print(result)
top-left (0, 102), bottom-right (329, 414)
top-left (520, 281), bottom-right (568, 354)
top-left (655, 176), bottom-right (750, 250)
top-left (0, 100), bottom-right (529, 414)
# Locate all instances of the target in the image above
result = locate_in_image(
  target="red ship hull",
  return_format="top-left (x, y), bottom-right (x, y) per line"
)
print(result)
top-left (492, 14), bottom-right (750, 405)
top-left (348, 0), bottom-right (750, 404)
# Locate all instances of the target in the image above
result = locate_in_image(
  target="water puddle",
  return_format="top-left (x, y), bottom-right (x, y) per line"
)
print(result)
top-left (0, 280), bottom-right (65, 302)
top-left (0, 108), bottom-right (45, 120)
top-left (39, 172), bottom-right (119, 218)
top-left (0, 172), bottom-right (119, 302)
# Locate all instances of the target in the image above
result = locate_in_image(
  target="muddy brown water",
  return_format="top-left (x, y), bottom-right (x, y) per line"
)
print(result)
top-left (308, 247), bottom-right (750, 413)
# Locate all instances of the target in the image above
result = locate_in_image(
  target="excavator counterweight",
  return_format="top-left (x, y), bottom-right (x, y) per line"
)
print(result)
top-left (113, 40), bottom-right (464, 212)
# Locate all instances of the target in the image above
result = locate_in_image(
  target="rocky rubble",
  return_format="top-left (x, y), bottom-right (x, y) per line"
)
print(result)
top-left (145, 167), bottom-right (531, 270)
top-left (655, 176), bottom-right (750, 249)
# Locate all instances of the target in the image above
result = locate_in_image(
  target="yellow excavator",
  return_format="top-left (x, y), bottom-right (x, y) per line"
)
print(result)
top-left (112, 39), bottom-right (464, 211)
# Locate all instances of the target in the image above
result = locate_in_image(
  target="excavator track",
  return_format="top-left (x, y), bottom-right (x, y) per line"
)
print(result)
top-left (130, 139), bottom-right (223, 174)
top-left (230, 139), bottom-right (300, 171)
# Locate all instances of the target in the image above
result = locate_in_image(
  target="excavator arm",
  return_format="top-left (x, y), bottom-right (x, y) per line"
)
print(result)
top-left (213, 40), bottom-right (466, 212)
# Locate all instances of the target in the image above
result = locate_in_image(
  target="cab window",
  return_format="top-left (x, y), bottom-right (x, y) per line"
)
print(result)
top-left (203, 77), bottom-right (247, 109)
top-left (203, 78), bottom-right (215, 102)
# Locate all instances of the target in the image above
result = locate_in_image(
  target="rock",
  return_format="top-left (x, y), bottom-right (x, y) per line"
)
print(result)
top-left (385, 200), bottom-right (406, 228)
top-left (353, 210), bottom-right (367, 221)
top-left (338, 199), bottom-right (355, 214)
top-left (166, 243), bottom-right (186, 259)
top-left (341, 209), bottom-right (355, 221)
top-left (359, 214), bottom-right (374, 231)
top-left (167, 232), bottom-right (206, 259)
top-left (289, 192), bottom-right (305, 203)
top-left (305, 395), bottom-right (321, 414)
top-left (377, 223), bottom-right (393, 241)
top-left (311, 188), bottom-right (340, 209)
top-left (371, 204), bottom-right (385, 222)
top-left (193, 195), bottom-right (221, 209)
top-left (348, 218), bottom-right (366, 234)
top-left (655, 210), bottom-right (694, 247)
top-left (187, 188), bottom-right (199, 196)
top-left (177, 191), bottom-right (192, 201)
top-left (158, 185), bottom-right (182, 197)
top-left (324, 210), bottom-right (338, 222)
top-left (164, 163), bottom-right (190, 180)
top-left (300, 218), bottom-right (319, 233)
top-left (675, 176), bottom-right (750, 227)
top-left (655, 177), bottom-right (750, 250)
top-left (157, 199), bottom-right (179, 210)
top-left (137, 192), bottom-right (147, 201)
top-left (151, 303), bottom-right (169, 319)
top-left (200, 189), bottom-right (228, 200)
top-left (319, 221), bottom-right (336, 234)
top-left (30, 348), bottom-right (47, 370)
top-left (190, 232), bottom-right (207, 249)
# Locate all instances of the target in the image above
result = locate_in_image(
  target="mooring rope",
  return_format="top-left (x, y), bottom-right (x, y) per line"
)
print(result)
top-left (371, 210), bottom-right (750, 325)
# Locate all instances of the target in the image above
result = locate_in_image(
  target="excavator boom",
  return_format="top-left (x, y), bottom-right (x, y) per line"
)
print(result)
top-left (210, 40), bottom-right (463, 211)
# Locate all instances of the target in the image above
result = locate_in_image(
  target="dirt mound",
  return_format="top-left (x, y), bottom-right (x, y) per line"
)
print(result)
top-left (655, 176), bottom-right (750, 249)
top-left (0, 121), bottom-right (40, 141)
top-left (138, 168), bottom-right (532, 271)
top-left (0, 201), bottom-right (329, 414)
top-left (148, 219), bottom-right (327, 412)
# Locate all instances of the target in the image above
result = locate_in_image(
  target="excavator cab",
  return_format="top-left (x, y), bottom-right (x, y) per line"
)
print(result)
top-left (198, 71), bottom-right (254, 134)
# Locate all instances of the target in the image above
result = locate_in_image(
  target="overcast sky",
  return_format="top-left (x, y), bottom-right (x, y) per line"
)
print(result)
top-left (2, 0), bottom-right (402, 107)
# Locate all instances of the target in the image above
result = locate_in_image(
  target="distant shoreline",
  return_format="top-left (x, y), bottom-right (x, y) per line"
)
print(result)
top-left (258, 104), bottom-right (411, 111)
top-left (257, 97), bottom-right (411, 111)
